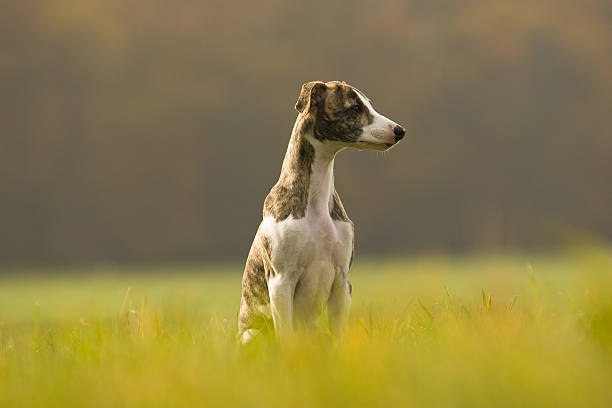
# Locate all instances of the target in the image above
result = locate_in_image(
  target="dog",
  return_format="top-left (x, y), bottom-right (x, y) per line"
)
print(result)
top-left (238, 81), bottom-right (405, 343)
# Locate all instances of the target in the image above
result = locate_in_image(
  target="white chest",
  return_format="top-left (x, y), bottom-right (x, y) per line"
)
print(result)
top-left (260, 213), bottom-right (353, 280)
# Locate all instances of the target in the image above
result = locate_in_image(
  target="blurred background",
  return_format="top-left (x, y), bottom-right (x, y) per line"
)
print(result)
top-left (1, 0), bottom-right (610, 266)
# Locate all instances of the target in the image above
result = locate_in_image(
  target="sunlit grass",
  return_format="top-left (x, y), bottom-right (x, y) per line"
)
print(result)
top-left (1, 248), bottom-right (611, 407)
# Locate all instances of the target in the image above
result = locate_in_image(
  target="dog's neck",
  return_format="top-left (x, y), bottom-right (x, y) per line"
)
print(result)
top-left (302, 133), bottom-right (338, 217)
top-left (268, 115), bottom-right (341, 220)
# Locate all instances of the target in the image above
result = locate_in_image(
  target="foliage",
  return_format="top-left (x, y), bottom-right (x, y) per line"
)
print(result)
top-left (1, 250), bottom-right (611, 406)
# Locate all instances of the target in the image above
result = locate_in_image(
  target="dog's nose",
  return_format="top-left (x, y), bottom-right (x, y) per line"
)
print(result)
top-left (393, 125), bottom-right (405, 141)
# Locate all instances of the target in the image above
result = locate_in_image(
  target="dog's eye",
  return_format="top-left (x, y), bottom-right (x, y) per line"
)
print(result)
top-left (350, 104), bottom-right (361, 113)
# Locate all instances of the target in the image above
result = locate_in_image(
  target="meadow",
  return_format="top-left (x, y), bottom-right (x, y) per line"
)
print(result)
top-left (1, 248), bottom-right (611, 407)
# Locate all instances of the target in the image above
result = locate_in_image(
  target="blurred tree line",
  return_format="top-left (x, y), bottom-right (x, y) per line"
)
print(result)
top-left (1, 0), bottom-right (611, 265)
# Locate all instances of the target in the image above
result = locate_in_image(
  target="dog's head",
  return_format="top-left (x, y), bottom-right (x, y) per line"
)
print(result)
top-left (295, 80), bottom-right (405, 151)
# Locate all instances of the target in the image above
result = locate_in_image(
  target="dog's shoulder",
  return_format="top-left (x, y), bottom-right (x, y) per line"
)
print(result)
top-left (330, 190), bottom-right (351, 223)
top-left (263, 182), bottom-right (307, 222)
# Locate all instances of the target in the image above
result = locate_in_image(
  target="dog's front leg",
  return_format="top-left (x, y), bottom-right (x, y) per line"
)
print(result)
top-left (327, 270), bottom-right (351, 339)
top-left (268, 274), bottom-right (295, 342)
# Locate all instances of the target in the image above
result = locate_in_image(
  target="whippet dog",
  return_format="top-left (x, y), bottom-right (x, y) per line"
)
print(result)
top-left (238, 81), bottom-right (405, 343)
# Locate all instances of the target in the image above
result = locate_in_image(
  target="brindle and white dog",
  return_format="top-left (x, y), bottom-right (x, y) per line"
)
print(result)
top-left (238, 81), bottom-right (405, 343)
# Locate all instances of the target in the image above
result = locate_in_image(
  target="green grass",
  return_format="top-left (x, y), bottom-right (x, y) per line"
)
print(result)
top-left (1, 248), bottom-right (611, 407)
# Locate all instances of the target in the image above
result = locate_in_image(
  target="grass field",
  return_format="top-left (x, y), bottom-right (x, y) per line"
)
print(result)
top-left (1, 248), bottom-right (611, 407)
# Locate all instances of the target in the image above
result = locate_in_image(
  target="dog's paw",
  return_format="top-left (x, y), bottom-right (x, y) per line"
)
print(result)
top-left (239, 328), bottom-right (261, 345)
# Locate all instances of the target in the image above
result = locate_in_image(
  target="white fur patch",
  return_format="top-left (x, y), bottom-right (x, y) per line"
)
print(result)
top-left (355, 91), bottom-right (398, 146)
top-left (259, 147), bottom-right (354, 329)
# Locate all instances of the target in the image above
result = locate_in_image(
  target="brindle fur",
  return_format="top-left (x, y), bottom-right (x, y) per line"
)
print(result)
top-left (313, 82), bottom-right (374, 143)
top-left (330, 190), bottom-right (350, 222)
top-left (263, 124), bottom-right (315, 222)
top-left (238, 232), bottom-right (274, 334)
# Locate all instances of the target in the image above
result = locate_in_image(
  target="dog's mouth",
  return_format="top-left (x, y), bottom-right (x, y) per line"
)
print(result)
top-left (355, 141), bottom-right (397, 151)
top-left (355, 127), bottom-right (404, 151)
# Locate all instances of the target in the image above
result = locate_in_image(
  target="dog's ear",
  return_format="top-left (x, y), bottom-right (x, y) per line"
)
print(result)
top-left (295, 81), bottom-right (326, 114)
